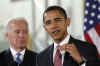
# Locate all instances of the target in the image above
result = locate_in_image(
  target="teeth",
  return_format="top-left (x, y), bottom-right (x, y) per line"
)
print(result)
top-left (52, 30), bottom-right (60, 34)
top-left (53, 31), bottom-right (57, 34)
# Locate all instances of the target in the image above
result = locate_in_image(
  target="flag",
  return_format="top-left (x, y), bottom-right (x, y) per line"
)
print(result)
top-left (84, 0), bottom-right (100, 58)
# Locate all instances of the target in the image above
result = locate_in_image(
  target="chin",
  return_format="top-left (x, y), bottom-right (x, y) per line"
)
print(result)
top-left (20, 46), bottom-right (26, 49)
top-left (54, 37), bottom-right (61, 41)
top-left (54, 36), bottom-right (63, 40)
top-left (18, 45), bottom-right (27, 49)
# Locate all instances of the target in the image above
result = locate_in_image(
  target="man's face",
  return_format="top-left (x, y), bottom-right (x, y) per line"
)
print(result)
top-left (44, 10), bottom-right (69, 41)
top-left (6, 20), bottom-right (28, 49)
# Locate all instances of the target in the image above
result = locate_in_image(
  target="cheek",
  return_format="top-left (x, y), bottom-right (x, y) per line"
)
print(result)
top-left (10, 38), bottom-right (17, 45)
top-left (23, 36), bottom-right (28, 43)
top-left (8, 35), bottom-right (17, 43)
top-left (62, 24), bottom-right (67, 29)
top-left (25, 37), bottom-right (28, 42)
top-left (60, 26), bottom-right (67, 33)
top-left (8, 35), bottom-right (15, 41)
top-left (25, 35), bottom-right (28, 39)
top-left (45, 27), bottom-right (50, 33)
top-left (46, 29), bottom-right (52, 35)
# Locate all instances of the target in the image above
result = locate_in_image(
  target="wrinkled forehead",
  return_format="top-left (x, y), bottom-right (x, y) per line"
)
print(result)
top-left (44, 10), bottom-right (65, 21)
top-left (44, 10), bottom-right (65, 19)
top-left (45, 10), bottom-right (64, 16)
top-left (9, 19), bottom-right (28, 27)
top-left (7, 19), bottom-right (28, 31)
top-left (10, 19), bottom-right (27, 25)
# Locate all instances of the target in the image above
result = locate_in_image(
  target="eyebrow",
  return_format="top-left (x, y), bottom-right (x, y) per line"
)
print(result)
top-left (54, 17), bottom-right (65, 20)
top-left (55, 17), bottom-right (64, 19)
top-left (44, 17), bottom-right (65, 22)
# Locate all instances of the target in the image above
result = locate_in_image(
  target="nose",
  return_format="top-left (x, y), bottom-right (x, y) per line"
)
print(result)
top-left (50, 20), bottom-right (58, 29)
top-left (19, 32), bottom-right (25, 39)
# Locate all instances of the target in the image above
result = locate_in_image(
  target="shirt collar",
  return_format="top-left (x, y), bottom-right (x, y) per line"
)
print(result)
top-left (54, 34), bottom-right (70, 47)
top-left (10, 47), bottom-right (26, 57)
top-left (54, 34), bottom-right (70, 54)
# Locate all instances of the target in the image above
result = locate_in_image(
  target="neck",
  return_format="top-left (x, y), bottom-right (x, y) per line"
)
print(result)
top-left (54, 32), bottom-right (68, 44)
top-left (15, 48), bottom-right (25, 52)
top-left (11, 46), bottom-right (25, 52)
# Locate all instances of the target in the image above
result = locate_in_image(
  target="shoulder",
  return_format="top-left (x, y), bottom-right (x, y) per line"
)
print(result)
top-left (0, 49), bottom-right (9, 62)
top-left (71, 37), bottom-right (98, 56)
top-left (70, 36), bottom-right (96, 48)
top-left (37, 44), bottom-right (53, 58)
top-left (39, 44), bottom-right (53, 54)
top-left (0, 49), bottom-right (9, 57)
top-left (0, 50), bottom-right (6, 55)
top-left (37, 44), bottom-right (53, 65)
top-left (25, 49), bottom-right (37, 56)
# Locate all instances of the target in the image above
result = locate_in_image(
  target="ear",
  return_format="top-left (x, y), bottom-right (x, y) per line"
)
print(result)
top-left (65, 18), bottom-right (70, 27)
top-left (5, 32), bottom-right (9, 40)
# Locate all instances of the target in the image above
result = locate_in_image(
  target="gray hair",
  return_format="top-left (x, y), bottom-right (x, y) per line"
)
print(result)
top-left (5, 17), bottom-right (28, 32)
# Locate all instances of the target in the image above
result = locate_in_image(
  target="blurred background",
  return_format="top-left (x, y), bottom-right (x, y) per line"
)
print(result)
top-left (0, 0), bottom-right (87, 53)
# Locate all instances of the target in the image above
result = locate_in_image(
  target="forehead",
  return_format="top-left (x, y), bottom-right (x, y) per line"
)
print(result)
top-left (8, 20), bottom-right (28, 30)
top-left (44, 10), bottom-right (64, 19)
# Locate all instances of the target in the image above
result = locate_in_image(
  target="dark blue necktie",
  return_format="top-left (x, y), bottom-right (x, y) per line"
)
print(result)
top-left (16, 53), bottom-right (22, 64)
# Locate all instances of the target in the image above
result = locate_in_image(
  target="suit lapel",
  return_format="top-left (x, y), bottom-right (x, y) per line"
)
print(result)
top-left (68, 36), bottom-right (75, 44)
top-left (20, 49), bottom-right (28, 66)
top-left (5, 49), bottom-right (17, 66)
top-left (48, 44), bottom-right (54, 66)
top-left (63, 36), bottom-right (79, 66)
top-left (63, 52), bottom-right (79, 66)
top-left (63, 52), bottom-right (71, 66)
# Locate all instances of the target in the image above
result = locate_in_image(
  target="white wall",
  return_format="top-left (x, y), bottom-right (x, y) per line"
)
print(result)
top-left (70, 0), bottom-right (84, 40)
top-left (0, 0), bottom-right (13, 51)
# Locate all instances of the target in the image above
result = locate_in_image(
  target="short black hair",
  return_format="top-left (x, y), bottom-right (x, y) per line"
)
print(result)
top-left (43, 6), bottom-right (67, 22)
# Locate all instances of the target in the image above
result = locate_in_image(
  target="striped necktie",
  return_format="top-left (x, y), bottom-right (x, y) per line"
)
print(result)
top-left (16, 53), bottom-right (22, 64)
top-left (54, 46), bottom-right (62, 66)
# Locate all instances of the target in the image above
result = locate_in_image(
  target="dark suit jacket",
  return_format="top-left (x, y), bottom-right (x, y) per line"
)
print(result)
top-left (37, 36), bottom-right (100, 66)
top-left (0, 49), bottom-right (37, 66)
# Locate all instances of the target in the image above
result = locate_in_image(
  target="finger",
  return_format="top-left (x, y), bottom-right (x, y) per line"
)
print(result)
top-left (59, 44), bottom-right (71, 51)
top-left (58, 45), bottom-right (66, 51)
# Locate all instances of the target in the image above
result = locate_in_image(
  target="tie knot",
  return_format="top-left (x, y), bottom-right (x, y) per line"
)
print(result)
top-left (16, 53), bottom-right (21, 57)
top-left (56, 46), bottom-right (62, 56)
top-left (56, 45), bottom-right (60, 50)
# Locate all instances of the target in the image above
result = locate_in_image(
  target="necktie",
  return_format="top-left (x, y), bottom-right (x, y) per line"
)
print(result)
top-left (54, 46), bottom-right (62, 66)
top-left (16, 53), bottom-right (22, 64)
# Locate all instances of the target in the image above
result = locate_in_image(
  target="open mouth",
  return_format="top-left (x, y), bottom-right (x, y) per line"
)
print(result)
top-left (52, 29), bottom-right (60, 34)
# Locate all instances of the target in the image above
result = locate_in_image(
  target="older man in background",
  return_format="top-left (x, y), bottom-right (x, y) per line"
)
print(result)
top-left (0, 18), bottom-right (37, 66)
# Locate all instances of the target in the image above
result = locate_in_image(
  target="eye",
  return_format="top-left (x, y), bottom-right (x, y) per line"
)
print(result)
top-left (15, 30), bottom-right (20, 34)
top-left (55, 18), bottom-right (61, 22)
top-left (55, 18), bottom-right (64, 22)
top-left (44, 20), bottom-right (51, 25)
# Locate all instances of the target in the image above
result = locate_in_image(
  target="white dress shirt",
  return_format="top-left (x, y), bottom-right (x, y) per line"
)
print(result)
top-left (10, 47), bottom-right (25, 62)
top-left (53, 35), bottom-right (85, 66)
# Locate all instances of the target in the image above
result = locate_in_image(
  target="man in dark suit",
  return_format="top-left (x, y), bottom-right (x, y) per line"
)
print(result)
top-left (0, 18), bottom-right (37, 66)
top-left (37, 6), bottom-right (100, 66)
